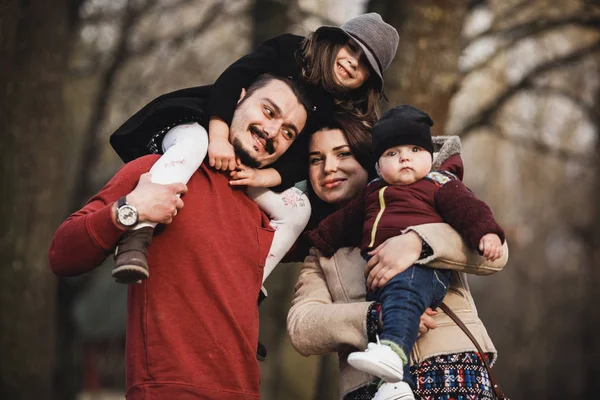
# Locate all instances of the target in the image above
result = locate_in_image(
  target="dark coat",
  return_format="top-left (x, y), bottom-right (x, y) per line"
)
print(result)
top-left (109, 34), bottom-right (333, 191)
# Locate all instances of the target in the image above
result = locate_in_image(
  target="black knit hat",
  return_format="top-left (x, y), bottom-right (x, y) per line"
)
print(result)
top-left (372, 105), bottom-right (434, 160)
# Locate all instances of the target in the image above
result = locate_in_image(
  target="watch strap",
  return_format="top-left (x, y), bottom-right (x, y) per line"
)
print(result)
top-left (117, 196), bottom-right (127, 209)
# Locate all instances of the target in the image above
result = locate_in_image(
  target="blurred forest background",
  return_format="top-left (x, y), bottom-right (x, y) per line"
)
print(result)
top-left (1, 0), bottom-right (600, 399)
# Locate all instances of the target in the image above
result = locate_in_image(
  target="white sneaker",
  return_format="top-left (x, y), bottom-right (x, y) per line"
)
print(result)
top-left (347, 342), bottom-right (404, 382)
top-left (373, 382), bottom-right (415, 400)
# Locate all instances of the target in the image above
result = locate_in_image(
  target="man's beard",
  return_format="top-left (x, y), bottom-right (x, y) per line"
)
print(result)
top-left (232, 137), bottom-right (261, 168)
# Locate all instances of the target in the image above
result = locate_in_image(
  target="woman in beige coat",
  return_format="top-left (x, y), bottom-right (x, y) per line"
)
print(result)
top-left (287, 115), bottom-right (508, 400)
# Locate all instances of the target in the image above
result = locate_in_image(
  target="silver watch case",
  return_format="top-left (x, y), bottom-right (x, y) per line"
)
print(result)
top-left (116, 197), bottom-right (138, 227)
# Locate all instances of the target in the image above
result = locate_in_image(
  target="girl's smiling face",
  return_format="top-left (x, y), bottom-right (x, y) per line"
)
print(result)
top-left (332, 41), bottom-right (371, 90)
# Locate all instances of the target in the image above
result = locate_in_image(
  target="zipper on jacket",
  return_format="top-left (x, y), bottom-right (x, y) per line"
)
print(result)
top-left (368, 187), bottom-right (388, 248)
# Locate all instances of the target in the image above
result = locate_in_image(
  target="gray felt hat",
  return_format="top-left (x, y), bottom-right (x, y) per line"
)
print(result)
top-left (315, 13), bottom-right (399, 88)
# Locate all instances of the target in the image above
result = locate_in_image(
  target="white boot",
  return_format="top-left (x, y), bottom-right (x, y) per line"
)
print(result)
top-left (347, 340), bottom-right (404, 382)
top-left (373, 382), bottom-right (415, 400)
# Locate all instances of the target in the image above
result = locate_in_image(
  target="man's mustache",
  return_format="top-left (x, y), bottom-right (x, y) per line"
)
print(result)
top-left (250, 125), bottom-right (275, 154)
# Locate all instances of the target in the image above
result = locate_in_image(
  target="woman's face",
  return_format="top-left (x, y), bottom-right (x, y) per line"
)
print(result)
top-left (308, 128), bottom-right (369, 205)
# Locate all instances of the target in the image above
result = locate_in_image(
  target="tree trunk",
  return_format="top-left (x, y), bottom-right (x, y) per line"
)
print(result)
top-left (252, 0), bottom-right (295, 48)
top-left (368, 0), bottom-right (469, 136)
top-left (0, 0), bottom-right (70, 398)
top-left (581, 84), bottom-right (600, 398)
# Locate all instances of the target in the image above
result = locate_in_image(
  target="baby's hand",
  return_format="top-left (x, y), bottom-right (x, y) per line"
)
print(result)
top-left (230, 165), bottom-right (277, 187)
top-left (479, 233), bottom-right (503, 261)
top-left (208, 138), bottom-right (237, 171)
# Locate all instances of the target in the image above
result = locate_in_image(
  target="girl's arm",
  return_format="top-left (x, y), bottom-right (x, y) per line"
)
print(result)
top-left (207, 117), bottom-right (236, 171)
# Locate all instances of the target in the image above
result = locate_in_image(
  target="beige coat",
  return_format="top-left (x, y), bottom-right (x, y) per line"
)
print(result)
top-left (287, 222), bottom-right (508, 398)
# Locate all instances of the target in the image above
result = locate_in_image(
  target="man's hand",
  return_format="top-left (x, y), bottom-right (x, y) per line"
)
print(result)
top-left (229, 165), bottom-right (282, 188)
top-left (366, 231), bottom-right (422, 291)
top-left (124, 173), bottom-right (187, 225)
top-left (208, 138), bottom-right (237, 171)
top-left (479, 233), bottom-right (503, 261)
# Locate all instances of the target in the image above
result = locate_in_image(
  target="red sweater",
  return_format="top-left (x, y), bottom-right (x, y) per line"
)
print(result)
top-left (49, 155), bottom-right (273, 399)
top-left (309, 154), bottom-right (504, 256)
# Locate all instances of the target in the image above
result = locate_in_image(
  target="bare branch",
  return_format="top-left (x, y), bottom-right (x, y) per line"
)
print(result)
top-left (526, 84), bottom-right (600, 125)
top-left (485, 124), bottom-right (595, 164)
top-left (127, 1), bottom-right (227, 58)
top-left (294, 7), bottom-right (337, 26)
top-left (493, 0), bottom-right (535, 28)
top-left (80, 0), bottom-right (193, 24)
top-left (68, 53), bottom-right (105, 77)
top-left (465, 16), bottom-right (600, 73)
top-left (473, 14), bottom-right (600, 42)
top-left (70, 0), bottom-right (158, 208)
top-left (457, 40), bottom-right (600, 138)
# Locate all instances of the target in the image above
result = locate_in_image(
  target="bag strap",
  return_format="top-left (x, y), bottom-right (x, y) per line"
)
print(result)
top-left (439, 302), bottom-right (508, 400)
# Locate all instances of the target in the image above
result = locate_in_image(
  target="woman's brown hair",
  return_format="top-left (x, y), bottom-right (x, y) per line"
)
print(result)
top-left (299, 31), bottom-right (384, 127)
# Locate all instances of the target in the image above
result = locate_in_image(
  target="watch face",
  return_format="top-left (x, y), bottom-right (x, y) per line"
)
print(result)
top-left (118, 205), bottom-right (138, 226)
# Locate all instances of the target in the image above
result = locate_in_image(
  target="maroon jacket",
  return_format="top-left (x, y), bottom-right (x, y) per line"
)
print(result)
top-left (308, 154), bottom-right (504, 256)
top-left (49, 155), bottom-right (272, 399)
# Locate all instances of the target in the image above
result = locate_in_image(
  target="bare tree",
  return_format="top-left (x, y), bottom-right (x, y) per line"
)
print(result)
top-left (444, 1), bottom-right (600, 398)
top-left (0, 0), bottom-right (72, 398)
top-left (582, 87), bottom-right (600, 399)
top-left (369, 0), bottom-right (470, 135)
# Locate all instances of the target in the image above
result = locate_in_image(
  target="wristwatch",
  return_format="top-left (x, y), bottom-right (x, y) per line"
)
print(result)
top-left (115, 196), bottom-right (139, 227)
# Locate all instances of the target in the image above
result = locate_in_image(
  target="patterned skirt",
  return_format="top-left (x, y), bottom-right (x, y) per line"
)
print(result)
top-left (344, 351), bottom-right (495, 400)
top-left (409, 351), bottom-right (495, 400)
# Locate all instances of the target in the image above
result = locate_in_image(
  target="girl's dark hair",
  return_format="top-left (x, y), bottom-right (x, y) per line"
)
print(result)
top-left (305, 114), bottom-right (376, 232)
top-left (299, 31), bottom-right (384, 127)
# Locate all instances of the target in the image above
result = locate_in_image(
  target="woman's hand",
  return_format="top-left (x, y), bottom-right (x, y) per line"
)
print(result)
top-left (378, 307), bottom-right (438, 336)
top-left (365, 231), bottom-right (422, 291)
top-left (418, 308), bottom-right (438, 337)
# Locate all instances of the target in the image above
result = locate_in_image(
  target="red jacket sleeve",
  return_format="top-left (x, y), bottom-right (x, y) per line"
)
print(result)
top-left (48, 156), bottom-right (156, 277)
top-left (438, 153), bottom-right (464, 180)
top-left (435, 179), bottom-right (505, 251)
top-left (306, 190), bottom-right (366, 257)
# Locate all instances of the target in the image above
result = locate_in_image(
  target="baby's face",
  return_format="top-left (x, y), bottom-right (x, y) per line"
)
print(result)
top-left (377, 144), bottom-right (432, 185)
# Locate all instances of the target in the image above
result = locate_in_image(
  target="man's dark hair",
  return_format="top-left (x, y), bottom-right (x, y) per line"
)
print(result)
top-left (243, 73), bottom-right (314, 132)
